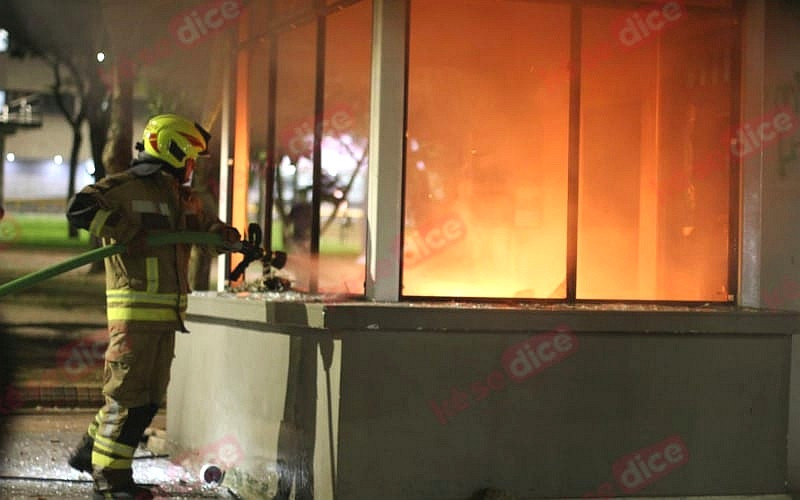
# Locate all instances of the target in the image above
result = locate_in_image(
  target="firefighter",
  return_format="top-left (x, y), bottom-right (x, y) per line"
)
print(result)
top-left (65, 114), bottom-right (240, 499)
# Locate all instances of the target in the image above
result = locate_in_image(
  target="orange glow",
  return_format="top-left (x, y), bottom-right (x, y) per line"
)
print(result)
top-left (577, 7), bottom-right (733, 301)
top-left (230, 8), bottom-right (250, 282)
top-left (404, 0), bottom-right (735, 301)
top-left (404, 0), bottom-right (570, 299)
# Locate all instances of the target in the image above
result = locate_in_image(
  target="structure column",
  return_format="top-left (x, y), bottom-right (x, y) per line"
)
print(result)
top-left (739, 0), bottom-right (765, 307)
top-left (365, 0), bottom-right (408, 301)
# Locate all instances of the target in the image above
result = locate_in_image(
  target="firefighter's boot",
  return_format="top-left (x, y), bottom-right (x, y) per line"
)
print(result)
top-left (68, 433), bottom-right (94, 474)
top-left (92, 468), bottom-right (154, 499)
top-left (91, 405), bottom-right (159, 499)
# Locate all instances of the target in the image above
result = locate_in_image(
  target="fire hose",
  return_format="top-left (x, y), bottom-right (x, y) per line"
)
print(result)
top-left (0, 229), bottom-right (281, 299)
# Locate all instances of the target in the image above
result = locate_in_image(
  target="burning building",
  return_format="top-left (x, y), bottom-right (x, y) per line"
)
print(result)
top-left (166, 1), bottom-right (800, 498)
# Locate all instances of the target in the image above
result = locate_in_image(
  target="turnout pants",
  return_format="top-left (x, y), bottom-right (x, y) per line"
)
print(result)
top-left (87, 326), bottom-right (175, 489)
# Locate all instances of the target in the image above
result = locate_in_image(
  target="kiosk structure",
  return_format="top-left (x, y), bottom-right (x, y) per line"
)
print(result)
top-left (167, 1), bottom-right (800, 498)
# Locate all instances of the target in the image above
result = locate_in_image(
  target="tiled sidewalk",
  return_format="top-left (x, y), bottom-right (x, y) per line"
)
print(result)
top-left (13, 384), bottom-right (105, 409)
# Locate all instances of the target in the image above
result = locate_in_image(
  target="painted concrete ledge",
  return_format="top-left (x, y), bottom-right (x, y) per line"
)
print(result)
top-left (176, 293), bottom-right (800, 499)
top-left (186, 291), bottom-right (800, 335)
top-left (565, 497), bottom-right (790, 500)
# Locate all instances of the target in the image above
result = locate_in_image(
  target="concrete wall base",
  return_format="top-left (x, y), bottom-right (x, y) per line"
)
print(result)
top-left (165, 296), bottom-right (799, 500)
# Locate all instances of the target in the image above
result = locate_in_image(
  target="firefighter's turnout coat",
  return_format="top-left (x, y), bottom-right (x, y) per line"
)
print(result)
top-left (67, 161), bottom-right (227, 332)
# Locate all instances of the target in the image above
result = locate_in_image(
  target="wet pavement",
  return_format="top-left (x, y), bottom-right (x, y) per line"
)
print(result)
top-left (0, 411), bottom-right (241, 499)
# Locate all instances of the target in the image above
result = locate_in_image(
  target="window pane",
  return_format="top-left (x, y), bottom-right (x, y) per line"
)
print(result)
top-left (578, 5), bottom-right (735, 301)
top-left (404, 0), bottom-right (571, 299)
top-left (272, 2), bottom-right (372, 295)
top-left (274, 0), bottom-right (313, 22)
top-left (274, 22), bottom-right (317, 292)
top-left (318, 0), bottom-right (372, 295)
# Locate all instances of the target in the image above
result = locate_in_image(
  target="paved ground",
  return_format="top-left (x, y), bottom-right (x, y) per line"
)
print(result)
top-left (0, 248), bottom-right (238, 498)
top-left (1, 247), bottom-right (107, 409)
top-left (0, 411), bottom-right (240, 499)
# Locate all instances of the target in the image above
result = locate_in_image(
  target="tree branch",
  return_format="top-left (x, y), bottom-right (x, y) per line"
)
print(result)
top-left (51, 61), bottom-right (78, 128)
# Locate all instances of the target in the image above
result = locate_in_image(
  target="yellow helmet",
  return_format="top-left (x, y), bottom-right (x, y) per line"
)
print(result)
top-left (141, 114), bottom-right (211, 169)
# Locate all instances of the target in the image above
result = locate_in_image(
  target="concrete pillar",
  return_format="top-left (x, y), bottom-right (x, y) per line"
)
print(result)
top-left (739, 0), bottom-right (766, 308)
top-left (365, 0), bottom-right (408, 301)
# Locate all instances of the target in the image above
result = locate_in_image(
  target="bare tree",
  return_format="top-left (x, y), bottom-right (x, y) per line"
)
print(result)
top-left (101, 62), bottom-right (134, 175)
top-left (273, 135), bottom-right (368, 250)
top-left (3, 0), bottom-right (110, 237)
top-left (50, 59), bottom-right (107, 237)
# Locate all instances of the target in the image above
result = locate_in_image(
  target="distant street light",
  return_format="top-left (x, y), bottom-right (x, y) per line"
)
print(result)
top-left (96, 52), bottom-right (105, 63)
top-left (54, 155), bottom-right (63, 165)
top-left (85, 160), bottom-right (95, 176)
top-left (5, 153), bottom-right (13, 163)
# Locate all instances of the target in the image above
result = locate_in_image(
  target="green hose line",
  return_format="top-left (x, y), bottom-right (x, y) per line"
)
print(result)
top-left (0, 232), bottom-right (226, 299)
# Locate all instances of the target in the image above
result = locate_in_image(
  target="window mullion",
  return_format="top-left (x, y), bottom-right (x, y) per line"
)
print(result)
top-left (310, 1), bottom-right (327, 293)
top-left (566, 4), bottom-right (583, 302)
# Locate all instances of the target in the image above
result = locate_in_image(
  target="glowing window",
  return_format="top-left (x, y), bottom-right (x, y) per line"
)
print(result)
top-left (404, 0), bottom-right (738, 302)
top-left (578, 6), bottom-right (736, 301)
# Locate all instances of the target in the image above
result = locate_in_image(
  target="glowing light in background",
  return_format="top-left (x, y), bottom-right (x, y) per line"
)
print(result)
top-left (53, 155), bottom-right (63, 165)
top-left (5, 153), bottom-right (14, 163)
top-left (279, 157), bottom-right (296, 176)
top-left (96, 51), bottom-right (105, 63)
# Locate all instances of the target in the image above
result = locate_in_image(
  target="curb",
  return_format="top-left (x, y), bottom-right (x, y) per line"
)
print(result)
top-left (13, 384), bottom-right (104, 409)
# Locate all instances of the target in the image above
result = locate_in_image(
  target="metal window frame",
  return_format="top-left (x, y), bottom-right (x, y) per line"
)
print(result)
top-left (257, 0), bottom-right (364, 293)
top-left (251, 0), bottom-right (744, 304)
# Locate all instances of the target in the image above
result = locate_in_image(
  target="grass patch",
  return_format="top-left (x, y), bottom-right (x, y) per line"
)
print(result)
top-left (2, 213), bottom-right (363, 255)
top-left (2, 213), bottom-right (90, 249)
top-left (271, 219), bottom-right (362, 256)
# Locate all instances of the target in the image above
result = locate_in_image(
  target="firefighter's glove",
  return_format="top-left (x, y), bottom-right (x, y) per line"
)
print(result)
top-left (125, 230), bottom-right (150, 256)
top-left (220, 226), bottom-right (241, 251)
